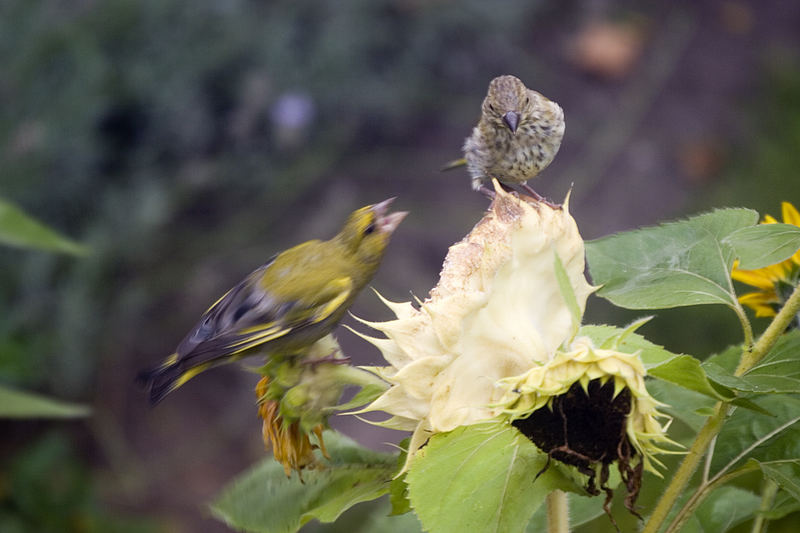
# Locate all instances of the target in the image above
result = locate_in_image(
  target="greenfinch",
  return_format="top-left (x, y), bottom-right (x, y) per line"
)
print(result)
top-left (139, 198), bottom-right (407, 404)
top-left (447, 75), bottom-right (565, 199)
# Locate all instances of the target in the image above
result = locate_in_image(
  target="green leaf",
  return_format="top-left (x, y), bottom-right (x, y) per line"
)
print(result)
top-left (0, 197), bottom-right (87, 255)
top-left (710, 395), bottom-right (800, 475)
top-left (723, 223), bottom-right (800, 270)
top-left (706, 332), bottom-right (800, 394)
top-left (586, 208), bottom-right (758, 310)
top-left (578, 323), bottom-right (678, 368)
top-left (211, 431), bottom-right (396, 533)
top-left (389, 473), bottom-right (411, 516)
top-left (646, 380), bottom-right (716, 432)
top-left (303, 496), bottom-right (422, 533)
top-left (389, 439), bottom-right (411, 516)
top-left (648, 355), bottom-right (735, 401)
top-left (0, 384), bottom-right (90, 418)
top-left (334, 383), bottom-right (387, 411)
top-left (761, 491), bottom-right (800, 520)
top-left (681, 486), bottom-right (761, 533)
top-left (758, 460), bottom-right (800, 503)
top-left (553, 250), bottom-right (581, 338)
top-left (406, 422), bottom-right (581, 533)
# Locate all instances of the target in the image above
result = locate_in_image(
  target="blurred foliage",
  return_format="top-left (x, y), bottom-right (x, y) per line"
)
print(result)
top-left (0, 433), bottom-right (154, 533)
top-left (708, 65), bottom-right (800, 214)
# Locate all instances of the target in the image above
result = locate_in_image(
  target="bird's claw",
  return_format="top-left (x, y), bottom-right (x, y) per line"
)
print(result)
top-left (520, 183), bottom-right (561, 209)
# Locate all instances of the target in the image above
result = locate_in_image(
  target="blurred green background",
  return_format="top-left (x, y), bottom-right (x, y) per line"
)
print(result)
top-left (1, 0), bottom-right (799, 531)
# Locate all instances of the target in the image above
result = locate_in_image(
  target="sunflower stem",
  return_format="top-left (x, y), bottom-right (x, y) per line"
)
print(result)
top-left (642, 402), bottom-right (728, 533)
top-left (736, 280), bottom-right (800, 376)
top-left (664, 462), bottom-right (759, 533)
top-left (546, 490), bottom-right (569, 533)
top-left (732, 300), bottom-right (754, 349)
top-left (749, 478), bottom-right (778, 533)
top-left (645, 281), bottom-right (800, 533)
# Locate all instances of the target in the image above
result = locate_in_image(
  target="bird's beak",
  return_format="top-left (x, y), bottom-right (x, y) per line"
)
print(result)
top-left (372, 197), bottom-right (408, 234)
top-left (503, 111), bottom-right (520, 133)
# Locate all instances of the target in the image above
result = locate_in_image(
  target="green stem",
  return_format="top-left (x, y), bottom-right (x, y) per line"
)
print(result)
top-left (642, 403), bottom-right (728, 533)
top-left (732, 300), bottom-right (755, 349)
top-left (664, 463), bottom-right (760, 533)
top-left (644, 282), bottom-right (800, 533)
top-left (751, 478), bottom-right (779, 533)
top-left (546, 490), bottom-right (569, 533)
top-left (736, 281), bottom-right (800, 376)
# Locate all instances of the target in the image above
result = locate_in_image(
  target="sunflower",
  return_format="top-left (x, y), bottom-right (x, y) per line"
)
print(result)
top-left (732, 202), bottom-right (800, 318)
top-left (353, 182), bottom-right (673, 490)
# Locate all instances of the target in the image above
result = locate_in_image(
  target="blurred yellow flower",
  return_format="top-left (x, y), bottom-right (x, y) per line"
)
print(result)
top-left (732, 202), bottom-right (800, 317)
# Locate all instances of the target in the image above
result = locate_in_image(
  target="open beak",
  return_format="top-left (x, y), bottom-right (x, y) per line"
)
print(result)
top-left (503, 111), bottom-right (520, 133)
top-left (372, 197), bottom-right (408, 234)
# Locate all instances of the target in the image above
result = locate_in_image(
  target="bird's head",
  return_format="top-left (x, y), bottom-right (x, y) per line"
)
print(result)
top-left (481, 74), bottom-right (536, 134)
top-left (337, 198), bottom-right (407, 266)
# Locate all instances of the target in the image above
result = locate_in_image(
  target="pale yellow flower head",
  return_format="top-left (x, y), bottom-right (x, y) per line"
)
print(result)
top-left (352, 181), bottom-right (594, 464)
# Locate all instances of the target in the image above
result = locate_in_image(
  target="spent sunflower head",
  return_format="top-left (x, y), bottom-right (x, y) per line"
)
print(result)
top-left (497, 330), bottom-right (675, 478)
top-left (351, 182), bottom-right (676, 518)
top-left (732, 202), bottom-right (800, 318)
top-left (255, 334), bottom-right (382, 476)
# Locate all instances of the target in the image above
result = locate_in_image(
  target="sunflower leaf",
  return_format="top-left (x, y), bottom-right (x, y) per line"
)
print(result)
top-left (756, 460), bottom-right (800, 503)
top-left (0, 384), bottom-right (90, 418)
top-left (705, 332), bottom-right (800, 394)
top-left (0, 197), bottom-right (87, 255)
top-left (681, 486), bottom-right (761, 533)
top-left (578, 324), bottom-right (678, 368)
top-left (710, 395), bottom-right (800, 475)
top-left (211, 431), bottom-right (397, 533)
top-left (648, 355), bottom-right (736, 401)
top-left (406, 422), bottom-right (582, 533)
top-left (586, 208), bottom-right (758, 310)
top-left (723, 223), bottom-right (800, 270)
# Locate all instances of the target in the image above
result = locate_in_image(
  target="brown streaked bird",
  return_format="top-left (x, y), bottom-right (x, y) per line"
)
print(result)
top-left (454, 75), bottom-right (565, 199)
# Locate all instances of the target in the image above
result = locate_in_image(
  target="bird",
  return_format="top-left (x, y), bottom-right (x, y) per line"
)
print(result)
top-left (138, 198), bottom-right (407, 405)
top-left (446, 75), bottom-right (565, 200)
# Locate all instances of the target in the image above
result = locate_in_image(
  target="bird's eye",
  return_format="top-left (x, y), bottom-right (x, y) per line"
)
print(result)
top-left (488, 104), bottom-right (495, 112)
top-left (364, 222), bottom-right (376, 235)
top-left (525, 97), bottom-right (530, 105)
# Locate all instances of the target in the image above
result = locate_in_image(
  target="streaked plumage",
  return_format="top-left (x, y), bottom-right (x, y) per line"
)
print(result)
top-left (138, 199), bottom-right (406, 404)
top-left (463, 75), bottom-right (565, 193)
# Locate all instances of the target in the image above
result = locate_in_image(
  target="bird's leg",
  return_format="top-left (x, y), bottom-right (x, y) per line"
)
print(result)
top-left (477, 184), bottom-right (496, 199)
top-left (520, 183), bottom-right (562, 209)
top-left (303, 351), bottom-right (351, 368)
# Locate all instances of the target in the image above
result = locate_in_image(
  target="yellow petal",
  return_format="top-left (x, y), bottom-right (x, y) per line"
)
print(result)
top-left (731, 268), bottom-right (778, 290)
top-left (738, 291), bottom-right (778, 317)
top-left (765, 261), bottom-right (791, 281)
top-left (763, 214), bottom-right (779, 225)
top-left (782, 202), bottom-right (800, 227)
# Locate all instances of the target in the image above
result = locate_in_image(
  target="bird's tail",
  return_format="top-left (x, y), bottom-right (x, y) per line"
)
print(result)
top-left (136, 354), bottom-right (212, 405)
top-left (440, 157), bottom-right (467, 172)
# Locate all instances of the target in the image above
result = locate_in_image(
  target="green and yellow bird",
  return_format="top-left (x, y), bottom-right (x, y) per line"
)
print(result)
top-left (139, 199), bottom-right (407, 404)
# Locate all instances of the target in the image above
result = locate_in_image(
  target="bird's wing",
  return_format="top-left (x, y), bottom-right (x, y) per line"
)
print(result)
top-left (174, 272), bottom-right (354, 364)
